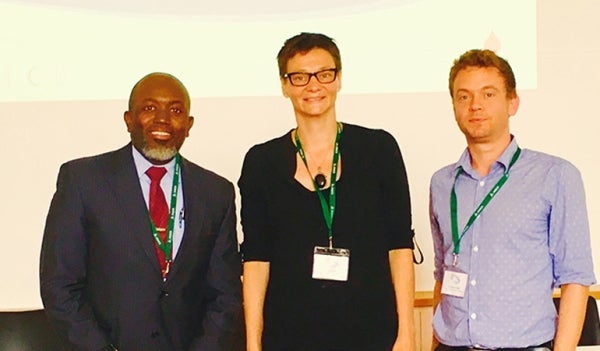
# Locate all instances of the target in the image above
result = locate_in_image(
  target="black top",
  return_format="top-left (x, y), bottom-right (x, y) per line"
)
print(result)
top-left (239, 124), bottom-right (413, 351)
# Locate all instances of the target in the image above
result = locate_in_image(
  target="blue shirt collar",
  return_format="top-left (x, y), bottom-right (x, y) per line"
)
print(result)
top-left (454, 135), bottom-right (520, 178)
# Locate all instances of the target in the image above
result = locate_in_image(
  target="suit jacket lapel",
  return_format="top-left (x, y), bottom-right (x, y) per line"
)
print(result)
top-left (104, 144), bottom-right (162, 276)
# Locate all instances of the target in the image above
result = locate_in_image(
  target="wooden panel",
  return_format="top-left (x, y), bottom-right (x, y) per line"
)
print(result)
top-left (415, 291), bottom-right (434, 308)
top-left (414, 306), bottom-right (434, 351)
top-left (420, 307), bottom-right (433, 351)
top-left (413, 309), bottom-right (421, 351)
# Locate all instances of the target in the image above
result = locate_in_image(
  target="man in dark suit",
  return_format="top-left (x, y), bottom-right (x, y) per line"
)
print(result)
top-left (40, 72), bottom-right (243, 351)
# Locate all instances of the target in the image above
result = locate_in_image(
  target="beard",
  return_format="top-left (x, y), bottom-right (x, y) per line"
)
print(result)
top-left (142, 145), bottom-right (178, 162)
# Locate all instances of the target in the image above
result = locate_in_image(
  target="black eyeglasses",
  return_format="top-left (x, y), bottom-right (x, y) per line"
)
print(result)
top-left (283, 68), bottom-right (338, 87)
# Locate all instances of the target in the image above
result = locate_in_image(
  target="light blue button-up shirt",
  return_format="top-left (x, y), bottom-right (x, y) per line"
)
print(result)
top-left (132, 146), bottom-right (185, 260)
top-left (430, 137), bottom-right (596, 348)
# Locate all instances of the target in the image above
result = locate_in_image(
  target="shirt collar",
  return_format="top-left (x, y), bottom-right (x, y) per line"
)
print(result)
top-left (454, 135), bottom-right (520, 177)
top-left (131, 145), bottom-right (176, 180)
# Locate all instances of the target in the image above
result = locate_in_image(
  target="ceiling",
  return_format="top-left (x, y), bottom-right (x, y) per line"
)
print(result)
top-left (6, 0), bottom-right (410, 17)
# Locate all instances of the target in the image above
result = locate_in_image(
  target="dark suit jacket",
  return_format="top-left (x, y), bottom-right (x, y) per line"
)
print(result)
top-left (40, 144), bottom-right (243, 351)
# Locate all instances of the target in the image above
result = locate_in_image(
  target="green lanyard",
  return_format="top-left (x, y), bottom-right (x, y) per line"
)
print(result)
top-left (294, 123), bottom-right (342, 249)
top-left (149, 153), bottom-right (181, 264)
top-left (450, 148), bottom-right (521, 263)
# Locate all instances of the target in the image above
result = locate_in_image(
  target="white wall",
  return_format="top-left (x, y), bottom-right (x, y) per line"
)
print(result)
top-left (1, 0), bottom-right (599, 309)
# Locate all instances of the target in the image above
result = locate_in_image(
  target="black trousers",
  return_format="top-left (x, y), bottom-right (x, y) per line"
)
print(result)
top-left (435, 340), bottom-right (553, 351)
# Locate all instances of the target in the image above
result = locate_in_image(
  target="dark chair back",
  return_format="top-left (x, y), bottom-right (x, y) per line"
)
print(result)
top-left (0, 309), bottom-right (62, 351)
top-left (553, 295), bottom-right (600, 346)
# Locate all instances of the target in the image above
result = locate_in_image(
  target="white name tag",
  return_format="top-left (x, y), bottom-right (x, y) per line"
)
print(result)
top-left (441, 268), bottom-right (468, 297)
top-left (312, 246), bottom-right (350, 281)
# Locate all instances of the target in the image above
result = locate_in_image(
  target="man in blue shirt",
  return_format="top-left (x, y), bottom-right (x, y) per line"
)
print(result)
top-left (430, 49), bottom-right (596, 351)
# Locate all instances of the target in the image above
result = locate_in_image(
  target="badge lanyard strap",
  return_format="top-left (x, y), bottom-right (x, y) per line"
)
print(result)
top-left (450, 148), bottom-right (521, 265)
top-left (149, 153), bottom-right (181, 266)
top-left (294, 122), bottom-right (342, 249)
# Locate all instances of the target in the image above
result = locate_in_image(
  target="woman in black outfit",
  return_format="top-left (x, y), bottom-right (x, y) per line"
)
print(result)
top-left (239, 32), bottom-right (415, 351)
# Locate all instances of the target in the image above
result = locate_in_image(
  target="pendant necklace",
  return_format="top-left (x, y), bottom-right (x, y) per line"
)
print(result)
top-left (314, 172), bottom-right (327, 189)
top-left (294, 128), bottom-right (336, 189)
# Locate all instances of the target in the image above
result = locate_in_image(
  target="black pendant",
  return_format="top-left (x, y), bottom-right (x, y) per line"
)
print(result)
top-left (314, 173), bottom-right (327, 189)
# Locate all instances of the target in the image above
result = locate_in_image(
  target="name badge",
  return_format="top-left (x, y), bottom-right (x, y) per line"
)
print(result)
top-left (441, 268), bottom-right (468, 297)
top-left (312, 246), bottom-right (350, 281)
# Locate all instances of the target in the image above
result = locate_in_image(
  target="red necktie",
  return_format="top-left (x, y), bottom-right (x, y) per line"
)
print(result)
top-left (146, 166), bottom-right (169, 277)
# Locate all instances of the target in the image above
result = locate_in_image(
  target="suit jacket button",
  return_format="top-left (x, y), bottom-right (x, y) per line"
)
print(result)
top-left (159, 290), bottom-right (169, 298)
